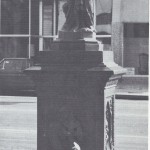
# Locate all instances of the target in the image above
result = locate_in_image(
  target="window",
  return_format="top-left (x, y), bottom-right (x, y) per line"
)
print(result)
top-left (0, 0), bottom-right (114, 59)
top-left (1, 0), bottom-right (29, 34)
top-left (39, 0), bottom-right (56, 51)
top-left (0, 0), bottom-right (39, 59)
top-left (0, 0), bottom-right (57, 59)
top-left (57, 0), bottom-right (66, 31)
top-left (124, 23), bottom-right (149, 75)
top-left (124, 23), bottom-right (149, 38)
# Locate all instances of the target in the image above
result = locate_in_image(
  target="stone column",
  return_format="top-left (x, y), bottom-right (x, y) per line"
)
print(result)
top-left (112, 22), bottom-right (124, 66)
top-left (25, 1), bottom-right (125, 149)
top-left (112, 0), bottom-right (124, 66)
top-left (26, 50), bottom-right (124, 150)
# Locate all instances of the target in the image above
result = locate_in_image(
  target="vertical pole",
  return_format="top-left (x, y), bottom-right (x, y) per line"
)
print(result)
top-left (39, 0), bottom-right (43, 51)
top-left (0, 0), bottom-right (1, 34)
top-left (29, 0), bottom-right (31, 58)
top-left (94, 0), bottom-right (96, 30)
top-left (53, 0), bottom-right (56, 36)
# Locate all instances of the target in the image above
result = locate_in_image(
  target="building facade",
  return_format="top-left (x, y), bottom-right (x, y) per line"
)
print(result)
top-left (0, 0), bottom-right (148, 75)
top-left (112, 0), bottom-right (149, 74)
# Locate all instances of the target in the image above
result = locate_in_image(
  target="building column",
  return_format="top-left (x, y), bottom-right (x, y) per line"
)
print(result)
top-left (111, 0), bottom-right (124, 66)
top-left (112, 22), bottom-right (124, 66)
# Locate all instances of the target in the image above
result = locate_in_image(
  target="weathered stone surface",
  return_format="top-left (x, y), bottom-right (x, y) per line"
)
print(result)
top-left (25, 50), bottom-right (125, 150)
top-left (51, 39), bottom-right (100, 51)
top-left (111, 22), bottom-right (124, 66)
top-left (58, 30), bottom-right (96, 41)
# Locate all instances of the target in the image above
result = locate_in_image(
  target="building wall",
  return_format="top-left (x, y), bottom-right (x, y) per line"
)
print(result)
top-left (124, 38), bottom-right (148, 74)
top-left (121, 0), bottom-right (149, 22)
top-left (112, 0), bottom-right (124, 65)
top-left (112, 0), bottom-right (149, 23)
top-left (112, 0), bottom-right (149, 70)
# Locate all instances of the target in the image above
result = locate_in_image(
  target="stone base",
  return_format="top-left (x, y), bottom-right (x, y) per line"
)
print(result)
top-left (25, 50), bottom-right (126, 150)
top-left (51, 39), bottom-right (103, 51)
top-left (34, 71), bottom-right (117, 150)
top-left (58, 30), bottom-right (96, 40)
top-left (51, 30), bottom-right (102, 51)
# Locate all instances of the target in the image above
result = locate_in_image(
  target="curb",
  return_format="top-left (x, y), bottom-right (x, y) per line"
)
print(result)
top-left (115, 93), bottom-right (148, 100)
top-left (0, 96), bottom-right (37, 103)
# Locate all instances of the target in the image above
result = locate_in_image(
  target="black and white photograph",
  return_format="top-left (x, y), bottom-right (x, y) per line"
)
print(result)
top-left (0, 0), bottom-right (148, 150)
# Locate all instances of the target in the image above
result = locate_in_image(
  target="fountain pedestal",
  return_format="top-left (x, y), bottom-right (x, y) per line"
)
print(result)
top-left (26, 37), bottom-right (125, 149)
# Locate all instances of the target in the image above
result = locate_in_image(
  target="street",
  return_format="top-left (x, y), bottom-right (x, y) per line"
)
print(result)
top-left (0, 96), bottom-right (37, 150)
top-left (115, 99), bottom-right (148, 150)
top-left (0, 96), bottom-right (148, 150)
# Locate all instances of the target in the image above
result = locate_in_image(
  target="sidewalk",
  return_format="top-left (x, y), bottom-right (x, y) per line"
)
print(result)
top-left (115, 92), bottom-right (148, 100)
top-left (0, 96), bottom-right (37, 103)
top-left (115, 75), bottom-right (148, 100)
top-left (0, 95), bottom-right (147, 150)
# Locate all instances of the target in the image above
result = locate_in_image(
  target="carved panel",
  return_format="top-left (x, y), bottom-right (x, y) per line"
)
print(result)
top-left (105, 79), bottom-right (118, 88)
top-left (105, 96), bottom-right (114, 150)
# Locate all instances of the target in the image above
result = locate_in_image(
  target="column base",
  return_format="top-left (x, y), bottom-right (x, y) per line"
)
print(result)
top-left (25, 49), bottom-right (125, 150)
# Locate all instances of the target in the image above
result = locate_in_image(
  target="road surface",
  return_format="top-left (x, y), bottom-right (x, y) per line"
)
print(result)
top-left (0, 96), bottom-right (148, 150)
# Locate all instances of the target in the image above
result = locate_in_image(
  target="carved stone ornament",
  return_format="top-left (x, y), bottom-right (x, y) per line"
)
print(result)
top-left (105, 97), bottom-right (114, 150)
top-left (61, 0), bottom-right (95, 32)
top-left (58, 0), bottom-right (96, 40)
